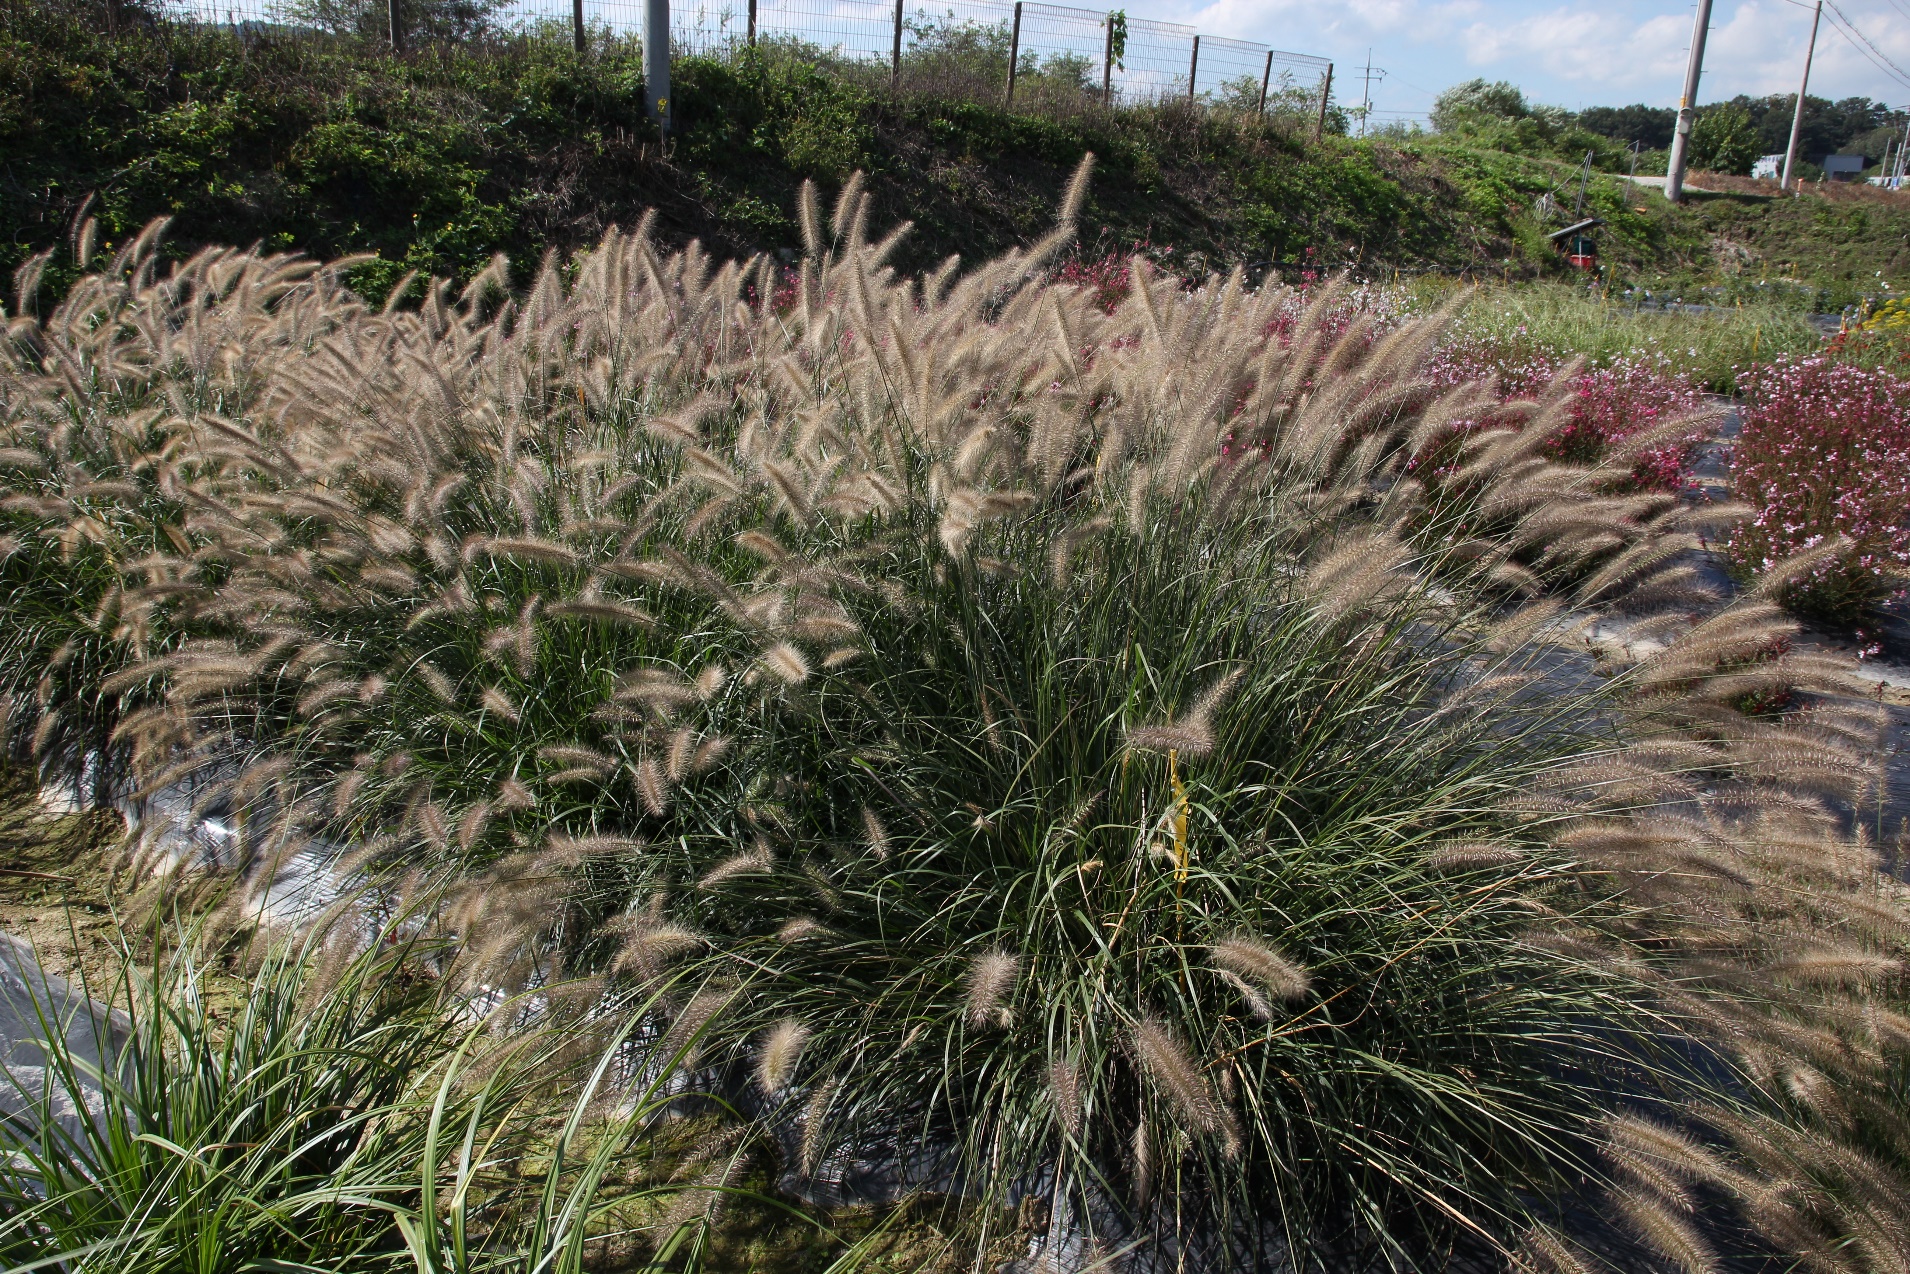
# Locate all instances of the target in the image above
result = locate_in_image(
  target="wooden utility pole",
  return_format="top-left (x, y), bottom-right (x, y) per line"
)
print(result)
top-left (1005, 2), bottom-right (1022, 105)
top-left (1781, 1), bottom-right (1822, 191)
top-left (573, 0), bottom-right (585, 54)
top-left (1314, 62), bottom-right (1332, 139)
top-left (1103, 16), bottom-right (1114, 105)
top-left (1664, 0), bottom-right (1715, 202)
top-left (1187, 35), bottom-right (1199, 103)
top-left (388, 0), bottom-right (403, 52)
top-left (891, 0), bottom-right (903, 87)
top-left (1256, 50), bottom-right (1273, 116)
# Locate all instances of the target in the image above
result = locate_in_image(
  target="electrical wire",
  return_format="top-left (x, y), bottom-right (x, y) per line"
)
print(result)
top-left (1824, 0), bottom-right (1910, 92)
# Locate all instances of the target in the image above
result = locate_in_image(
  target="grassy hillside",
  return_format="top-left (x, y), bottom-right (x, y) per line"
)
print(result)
top-left (6, 0), bottom-right (1910, 304)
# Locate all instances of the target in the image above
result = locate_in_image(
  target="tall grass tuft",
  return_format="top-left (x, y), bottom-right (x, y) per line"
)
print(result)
top-left (0, 901), bottom-right (748, 1272)
top-left (2, 165), bottom-right (1908, 1269)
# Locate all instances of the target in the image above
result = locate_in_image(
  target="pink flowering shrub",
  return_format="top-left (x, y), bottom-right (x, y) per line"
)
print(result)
top-left (1724, 356), bottom-right (1910, 621)
top-left (1053, 251), bottom-right (1136, 313)
top-left (1422, 337), bottom-right (1707, 493)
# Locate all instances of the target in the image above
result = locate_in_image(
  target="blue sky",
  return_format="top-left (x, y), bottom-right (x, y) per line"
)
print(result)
top-left (1154, 0), bottom-right (1910, 123)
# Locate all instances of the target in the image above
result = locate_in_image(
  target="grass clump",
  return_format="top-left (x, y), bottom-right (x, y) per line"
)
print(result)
top-left (1, 167), bottom-right (1909, 1271)
top-left (0, 902), bottom-right (745, 1273)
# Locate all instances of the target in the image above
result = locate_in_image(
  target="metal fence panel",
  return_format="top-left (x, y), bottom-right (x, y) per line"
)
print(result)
top-left (170, 0), bottom-right (290, 27)
top-left (588, 0), bottom-right (647, 41)
top-left (890, 0), bottom-right (1010, 96)
top-left (159, 0), bottom-right (1331, 121)
top-left (492, 0), bottom-right (571, 29)
top-left (1015, 3), bottom-right (1110, 103)
top-left (755, 0), bottom-right (893, 63)
top-left (1191, 35), bottom-right (1260, 107)
top-left (1112, 15), bottom-right (1193, 104)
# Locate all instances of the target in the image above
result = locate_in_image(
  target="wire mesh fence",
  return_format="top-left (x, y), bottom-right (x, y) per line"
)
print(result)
top-left (158, 0), bottom-right (1332, 123)
top-left (1110, 15), bottom-right (1188, 103)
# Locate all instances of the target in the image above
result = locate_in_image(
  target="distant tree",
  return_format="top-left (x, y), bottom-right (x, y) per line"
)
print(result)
top-left (1430, 78), bottom-right (1530, 132)
top-left (1819, 96), bottom-right (1900, 152)
top-left (1427, 77), bottom-right (1626, 168)
top-left (288, 0), bottom-right (506, 40)
top-left (1847, 123), bottom-right (1903, 164)
top-left (1576, 104), bottom-right (1675, 150)
top-left (898, 12), bottom-right (1012, 86)
top-left (1714, 93), bottom-right (1897, 159)
top-left (1689, 105), bottom-right (1760, 175)
top-left (1574, 94), bottom-right (1904, 165)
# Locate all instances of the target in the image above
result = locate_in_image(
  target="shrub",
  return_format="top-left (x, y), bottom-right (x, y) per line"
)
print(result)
top-left (1688, 104), bottom-right (1761, 177)
top-left (1724, 355), bottom-right (1910, 621)
top-left (1428, 79), bottom-right (1629, 170)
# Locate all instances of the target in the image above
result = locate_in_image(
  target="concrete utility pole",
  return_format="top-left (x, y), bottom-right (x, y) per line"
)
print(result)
top-left (1781, 1), bottom-right (1822, 191)
top-left (645, 0), bottom-right (671, 134)
top-left (1359, 48), bottom-right (1374, 138)
top-left (1664, 0), bottom-right (1716, 202)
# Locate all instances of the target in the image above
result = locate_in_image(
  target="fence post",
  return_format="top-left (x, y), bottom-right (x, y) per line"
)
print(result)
top-left (1187, 35), bottom-right (1199, 103)
top-left (1005, 2), bottom-right (1022, 106)
top-left (645, 0), bottom-right (671, 134)
top-left (1313, 62), bottom-right (1333, 140)
top-left (387, 0), bottom-right (403, 52)
top-left (1102, 15), bottom-right (1114, 105)
top-left (891, 0), bottom-right (903, 88)
top-left (1256, 49), bottom-right (1272, 115)
top-left (748, 0), bottom-right (756, 43)
top-left (573, 0), bottom-right (585, 53)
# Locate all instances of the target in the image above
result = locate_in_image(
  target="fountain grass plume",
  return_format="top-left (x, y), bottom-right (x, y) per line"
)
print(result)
top-left (1, 163), bottom-right (1908, 1268)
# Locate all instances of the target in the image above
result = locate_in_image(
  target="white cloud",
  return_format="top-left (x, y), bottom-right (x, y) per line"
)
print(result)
top-left (1460, 8), bottom-right (1690, 91)
top-left (1157, 0), bottom-right (1910, 110)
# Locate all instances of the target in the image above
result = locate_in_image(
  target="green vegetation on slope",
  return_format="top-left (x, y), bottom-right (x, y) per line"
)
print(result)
top-left (0, 0), bottom-right (1461, 297)
top-left (7, 0), bottom-right (1909, 305)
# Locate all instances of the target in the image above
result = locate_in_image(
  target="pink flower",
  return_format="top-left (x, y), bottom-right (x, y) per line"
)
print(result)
top-left (1723, 355), bottom-right (1910, 617)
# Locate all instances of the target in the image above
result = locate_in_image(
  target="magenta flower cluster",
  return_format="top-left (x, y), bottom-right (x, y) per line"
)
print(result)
top-left (1724, 355), bottom-right (1910, 618)
top-left (1420, 336), bottom-right (1707, 493)
top-left (1053, 251), bottom-right (1140, 314)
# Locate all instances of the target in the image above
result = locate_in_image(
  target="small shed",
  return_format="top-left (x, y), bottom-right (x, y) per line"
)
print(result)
top-left (1823, 154), bottom-right (1869, 182)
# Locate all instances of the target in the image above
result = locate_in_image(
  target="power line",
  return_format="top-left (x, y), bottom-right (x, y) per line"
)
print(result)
top-left (1824, 0), bottom-right (1910, 91)
top-left (1825, 15), bottom-right (1910, 93)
